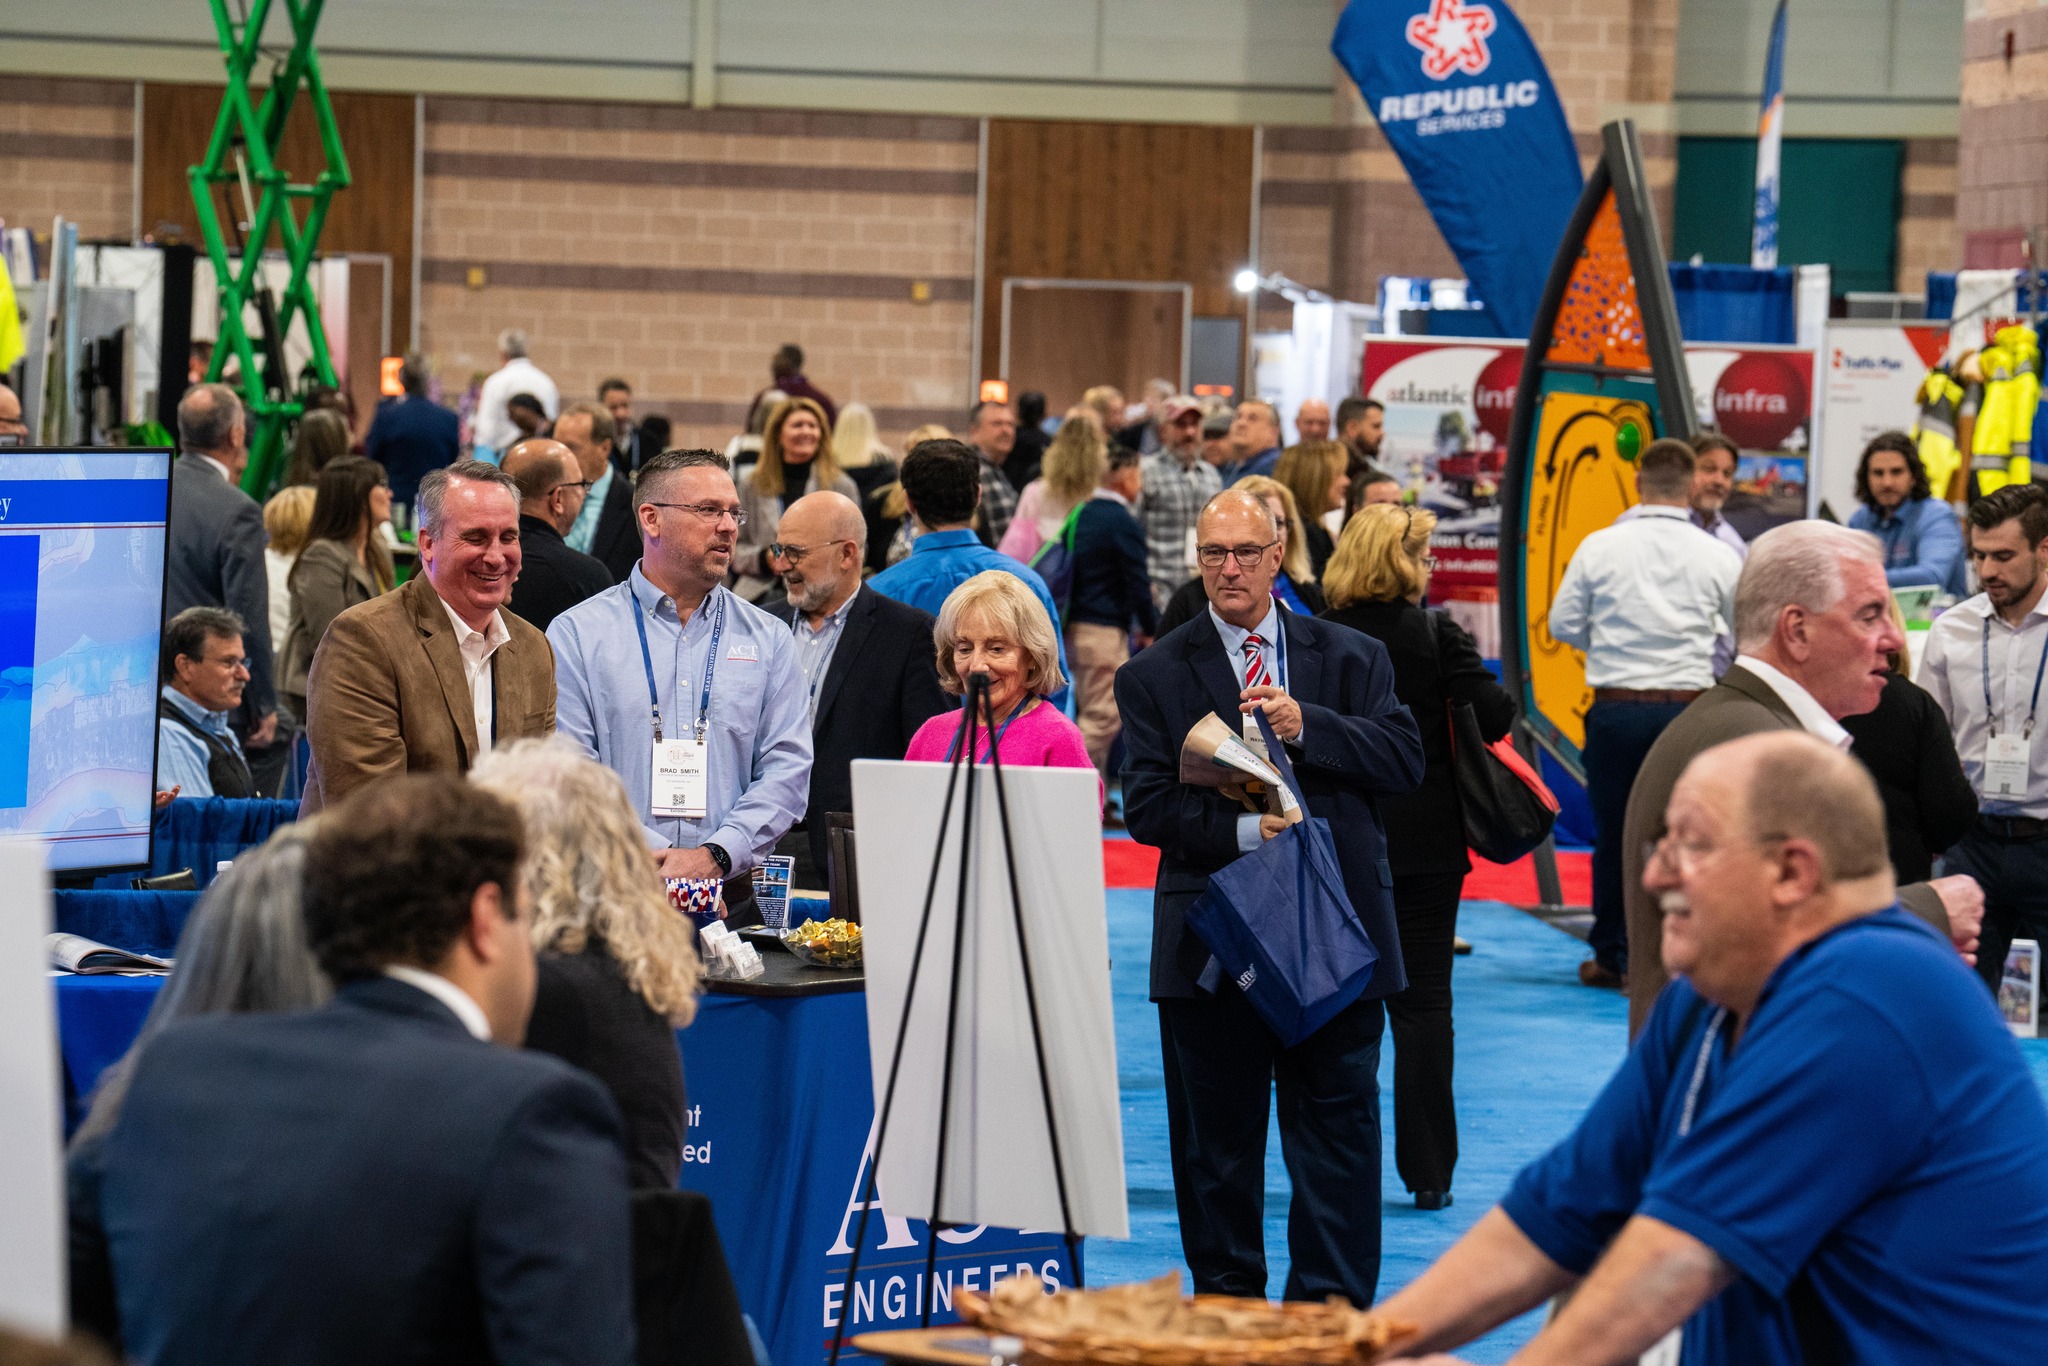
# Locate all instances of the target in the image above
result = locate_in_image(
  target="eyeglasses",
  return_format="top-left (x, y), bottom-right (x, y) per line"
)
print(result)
top-left (552, 480), bottom-right (594, 498)
top-left (644, 501), bottom-right (747, 527)
top-left (769, 538), bottom-right (854, 565)
top-left (1196, 541), bottom-right (1279, 569)
top-left (1420, 555), bottom-right (1440, 570)
top-left (1643, 830), bottom-right (1789, 875)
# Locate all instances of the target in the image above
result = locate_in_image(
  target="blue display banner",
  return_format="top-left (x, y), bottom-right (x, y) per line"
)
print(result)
top-left (0, 535), bottom-right (38, 807)
top-left (1332, 0), bottom-right (1584, 338)
top-left (0, 480), bottom-right (170, 527)
top-left (1750, 0), bottom-right (1787, 268)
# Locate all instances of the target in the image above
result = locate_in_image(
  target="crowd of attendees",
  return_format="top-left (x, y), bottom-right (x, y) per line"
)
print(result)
top-left (68, 322), bottom-right (2048, 1363)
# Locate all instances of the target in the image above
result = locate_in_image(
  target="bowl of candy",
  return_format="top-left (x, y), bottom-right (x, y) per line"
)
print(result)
top-left (782, 917), bottom-right (863, 969)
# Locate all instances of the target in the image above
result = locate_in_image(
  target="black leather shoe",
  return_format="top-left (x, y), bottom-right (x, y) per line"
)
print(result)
top-left (1414, 1190), bottom-right (1453, 1210)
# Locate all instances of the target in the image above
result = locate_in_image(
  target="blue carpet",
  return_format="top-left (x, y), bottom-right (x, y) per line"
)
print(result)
top-left (1088, 891), bottom-right (1626, 1362)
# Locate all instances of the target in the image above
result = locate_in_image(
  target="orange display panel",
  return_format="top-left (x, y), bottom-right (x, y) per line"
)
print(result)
top-left (1543, 191), bottom-right (1650, 372)
top-left (1518, 388), bottom-right (1651, 752)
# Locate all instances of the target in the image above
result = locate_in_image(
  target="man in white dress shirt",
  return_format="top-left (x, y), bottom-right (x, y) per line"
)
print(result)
top-left (1551, 439), bottom-right (1744, 989)
top-left (1617, 520), bottom-right (1982, 1033)
top-left (1923, 484), bottom-right (2048, 990)
top-left (472, 329), bottom-right (560, 459)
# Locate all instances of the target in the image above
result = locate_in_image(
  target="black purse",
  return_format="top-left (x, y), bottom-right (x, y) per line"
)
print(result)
top-left (1431, 613), bottom-right (1559, 863)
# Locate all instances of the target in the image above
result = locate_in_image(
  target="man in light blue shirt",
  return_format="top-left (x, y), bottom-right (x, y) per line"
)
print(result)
top-left (869, 438), bottom-right (1069, 704)
top-left (156, 606), bottom-right (255, 799)
top-left (548, 450), bottom-right (811, 902)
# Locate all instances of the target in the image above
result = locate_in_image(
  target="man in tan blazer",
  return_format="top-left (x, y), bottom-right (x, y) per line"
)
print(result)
top-left (1621, 520), bottom-right (1982, 1034)
top-left (301, 461), bottom-right (556, 814)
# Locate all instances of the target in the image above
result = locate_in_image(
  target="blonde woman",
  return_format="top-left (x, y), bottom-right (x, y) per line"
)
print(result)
top-left (470, 738), bottom-right (702, 1190)
top-left (997, 407), bottom-right (1107, 562)
top-left (904, 571), bottom-right (1094, 787)
top-left (261, 484), bottom-right (316, 658)
top-left (1155, 474), bottom-right (1326, 633)
top-left (833, 401), bottom-right (899, 571)
top-left (1320, 503), bottom-right (1515, 1209)
top-left (732, 395), bottom-right (857, 600)
top-left (1273, 440), bottom-right (1350, 578)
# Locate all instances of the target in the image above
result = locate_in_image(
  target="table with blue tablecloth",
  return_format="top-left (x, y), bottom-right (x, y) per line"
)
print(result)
top-left (54, 967), bottom-right (1076, 1366)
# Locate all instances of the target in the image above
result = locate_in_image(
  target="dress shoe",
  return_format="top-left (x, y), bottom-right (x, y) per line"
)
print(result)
top-left (1578, 958), bottom-right (1625, 990)
top-left (1414, 1190), bottom-right (1453, 1210)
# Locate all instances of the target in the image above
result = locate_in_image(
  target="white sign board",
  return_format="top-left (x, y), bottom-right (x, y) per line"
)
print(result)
top-left (850, 759), bottom-right (1127, 1240)
top-left (1818, 322), bottom-right (1948, 519)
top-left (0, 840), bottom-right (64, 1337)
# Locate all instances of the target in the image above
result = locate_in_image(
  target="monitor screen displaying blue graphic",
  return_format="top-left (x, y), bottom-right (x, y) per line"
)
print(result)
top-left (0, 448), bottom-right (173, 873)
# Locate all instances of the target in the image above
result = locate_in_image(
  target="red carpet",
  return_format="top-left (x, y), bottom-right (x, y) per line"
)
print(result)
top-left (1106, 837), bottom-right (1589, 908)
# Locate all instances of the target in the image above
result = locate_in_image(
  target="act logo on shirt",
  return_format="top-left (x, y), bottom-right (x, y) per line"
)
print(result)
top-left (726, 643), bottom-right (759, 664)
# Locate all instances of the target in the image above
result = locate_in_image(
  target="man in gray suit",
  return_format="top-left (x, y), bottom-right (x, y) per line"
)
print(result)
top-left (1621, 520), bottom-right (1984, 1034)
top-left (165, 384), bottom-right (276, 751)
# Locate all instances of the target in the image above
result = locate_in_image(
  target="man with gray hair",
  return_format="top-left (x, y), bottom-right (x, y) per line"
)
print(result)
top-left (1619, 519), bottom-right (1983, 1033)
top-left (166, 383), bottom-right (277, 755)
top-left (472, 328), bottom-right (559, 459)
top-left (156, 606), bottom-right (255, 799)
top-left (1550, 439), bottom-right (1742, 991)
top-left (300, 459), bottom-right (558, 813)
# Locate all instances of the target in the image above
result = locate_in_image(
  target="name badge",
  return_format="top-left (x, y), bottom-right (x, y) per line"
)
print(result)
top-left (652, 737), bottom-right (709, 818)
top-left (1986, 733), bottom-right (2031, 801)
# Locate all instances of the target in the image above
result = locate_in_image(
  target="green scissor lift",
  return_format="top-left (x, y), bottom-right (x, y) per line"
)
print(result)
top-left (188, 0), bottom-right (350, 497)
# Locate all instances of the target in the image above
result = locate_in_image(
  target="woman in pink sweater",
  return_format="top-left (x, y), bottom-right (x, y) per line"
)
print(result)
top-left (904, 571), bottom-right (1098, 796)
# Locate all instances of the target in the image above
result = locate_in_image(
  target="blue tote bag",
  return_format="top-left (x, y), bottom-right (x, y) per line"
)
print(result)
top-left (1183, 710), bottom-right (1379, 1047)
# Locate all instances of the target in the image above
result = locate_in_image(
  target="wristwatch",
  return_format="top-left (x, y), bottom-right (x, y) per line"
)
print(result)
top-left (702, 842), bottom-right (733, 878)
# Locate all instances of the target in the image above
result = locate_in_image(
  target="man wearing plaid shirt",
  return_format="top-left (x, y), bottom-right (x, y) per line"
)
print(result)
top-left (1139, 396), bottom-right (1224, 612)
top-left (965, 399), bottom-right (1021, 546)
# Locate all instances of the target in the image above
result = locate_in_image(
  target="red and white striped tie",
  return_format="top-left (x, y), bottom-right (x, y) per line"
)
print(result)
top-left (1243, 632), bottom-right (1272, 689)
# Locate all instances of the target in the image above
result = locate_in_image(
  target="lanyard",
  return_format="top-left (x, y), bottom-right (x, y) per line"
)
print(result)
top-left (1678, 1006), bottom-right (1729, 1138)
top-left (945, 696), bottom-right (1032, 763)
top-left (633, 590), bottom-right (727, 743)
top-left (1980, 617), bottom-right (2048, 740)
top-left (793, 605), bottom-right (850, 711)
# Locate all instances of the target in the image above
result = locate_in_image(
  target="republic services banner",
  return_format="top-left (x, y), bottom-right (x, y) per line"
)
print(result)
top-left (1331, 0), bottom-right (1583, 338)
top-left (1751, 0), bottom-right (1788, 269)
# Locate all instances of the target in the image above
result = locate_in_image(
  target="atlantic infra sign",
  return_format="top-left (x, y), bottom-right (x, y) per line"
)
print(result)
top-left (1332, 0), bottom-right (1583, 337)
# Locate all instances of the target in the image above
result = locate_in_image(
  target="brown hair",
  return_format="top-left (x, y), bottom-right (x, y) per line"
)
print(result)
top-left (1274, 440), bottom-right (1348, 519)
top-left (1233, 474), bottom-right (1313, 584)
top-left (752, 395), bottom-right (839, 499)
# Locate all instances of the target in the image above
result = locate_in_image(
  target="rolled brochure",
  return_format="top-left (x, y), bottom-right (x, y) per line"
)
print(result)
top-left (1178, 713), bottom-right (1302, 822)
top-left (48, 933), bottom-right (172, 975)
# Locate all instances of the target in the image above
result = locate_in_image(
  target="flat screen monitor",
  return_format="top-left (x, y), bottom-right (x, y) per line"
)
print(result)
top-left (0, 447), bottom-right (174, 874)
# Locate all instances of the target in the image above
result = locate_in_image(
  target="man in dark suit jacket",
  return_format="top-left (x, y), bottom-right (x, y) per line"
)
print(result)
top-left (365, 355), bottom-right (461, 507)
top-left (1115, 489), bottom-right (1424, 1309)
top-left (762, 491), bottom-right (951, 880)
top-left (1620, 520), bottom-right (1977, 1036)
top-left (558, 401), bottom-right (645, 583)
top-left (165, 383), bottom-right (277, 749)
top-left (90, 773), bottom-right (633, 1366)
top-left (503, 438), bottom-right (614, 633)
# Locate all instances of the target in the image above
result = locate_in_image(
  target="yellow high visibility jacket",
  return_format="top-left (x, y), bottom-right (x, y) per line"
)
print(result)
top-left (1972, 325), bottom-right (2039, 491)
top-left (1911, 369), bottom-right (1965, 500)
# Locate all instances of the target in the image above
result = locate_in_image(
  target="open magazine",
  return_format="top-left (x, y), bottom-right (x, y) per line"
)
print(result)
top-left (48, 933), bottom-right (172, 975)
top-left (1178, 713), bottom-right (1302, 822)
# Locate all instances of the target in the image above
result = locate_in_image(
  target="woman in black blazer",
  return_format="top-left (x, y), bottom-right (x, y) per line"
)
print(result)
top-left (1320, 504), bottom-right (1514, 1209)
top-left (472, 740), bottom-right (703, 1191)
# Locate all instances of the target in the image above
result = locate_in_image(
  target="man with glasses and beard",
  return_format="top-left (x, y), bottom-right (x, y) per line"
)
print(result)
top-left (1115, 488), bottom-right (1423, 1310)
top-left (759, 490), bottom-right (949, 884)
top-left (548, 450), bottom-right (811, 923)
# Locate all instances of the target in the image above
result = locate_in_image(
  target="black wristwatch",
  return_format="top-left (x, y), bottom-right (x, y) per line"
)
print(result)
top-left (702, 842), bottom-right (733, 878)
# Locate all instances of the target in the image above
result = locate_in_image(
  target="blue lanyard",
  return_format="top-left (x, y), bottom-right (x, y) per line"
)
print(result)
top-left (1981, 616), bottom-right (2048, 740)
top-left (633, 590), bottom-right (726, 743)
top-left (945, 696), bottom-right (1033, 763)
top-left (793, 605), bottom-right (850, 712)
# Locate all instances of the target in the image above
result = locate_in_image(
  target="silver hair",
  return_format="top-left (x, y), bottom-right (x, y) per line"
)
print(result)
top-left (176, 382), bottom-right (243, 454)
top-left (1733, 521), bottom-right (1885, 651)
top-left (497, 328), bottom-right (529, 359)
top-left (71, 825), bottom-right (330, 1146)
top-left (417, 459), bottom-right (521, 538)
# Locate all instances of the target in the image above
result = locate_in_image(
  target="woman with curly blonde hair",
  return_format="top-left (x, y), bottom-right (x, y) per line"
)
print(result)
top-left (470, 738), bottom-right (701, 1189)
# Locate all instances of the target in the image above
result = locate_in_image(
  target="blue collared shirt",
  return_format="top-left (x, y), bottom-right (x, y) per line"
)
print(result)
top-left (565, 464), bottom-right (614, 556)
top-left (1208, 600), bottom-right (1299, 852)
top-left (793, 590), bottom-right (856, 720)
top-left (1219, 446), bottom-right (1281, 487)
top-left (867, 528), bottom-right (1071, 706)
top-left (548, 568), bottom-right (812, 870)
top-left (1848, 496), bottom-right (1968, 598)
top-left (155, 684), bottom-right (245, 798)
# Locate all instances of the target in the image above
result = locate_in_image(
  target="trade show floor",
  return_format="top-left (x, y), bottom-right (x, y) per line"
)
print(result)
top-left (1088, 866), bottom-right (2048, 1363)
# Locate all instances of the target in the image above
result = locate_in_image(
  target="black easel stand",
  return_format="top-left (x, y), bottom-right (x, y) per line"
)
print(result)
top-left (828, 674), bottom-right (1084, 1364)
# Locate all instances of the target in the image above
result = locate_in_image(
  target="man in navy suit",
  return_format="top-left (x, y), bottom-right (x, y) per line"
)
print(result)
top-left (1115, 488), bottom-right (1424, 1309)
top-left (93, 774), bottom-right (634, 1365)
top-left (365, 354), bottom-right (460, 508)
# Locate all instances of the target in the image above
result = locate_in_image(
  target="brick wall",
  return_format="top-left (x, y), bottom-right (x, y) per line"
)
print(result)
top-left (1255, 0), bottom-right (1680, 326)
top-left (1959, 1), bottom-right (2048, 269)
top-left (0, 76), bottom-right (133, 241)
top-left (1899, 137), bottom-right (1960, 291)
top-left (417, 99), bottom-right (980, 453)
